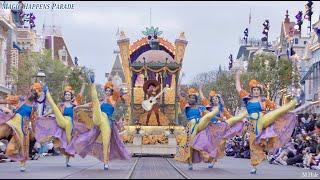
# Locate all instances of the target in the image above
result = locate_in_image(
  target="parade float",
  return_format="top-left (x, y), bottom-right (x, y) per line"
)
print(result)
top-left (116, 26), bottom-right (188, 155)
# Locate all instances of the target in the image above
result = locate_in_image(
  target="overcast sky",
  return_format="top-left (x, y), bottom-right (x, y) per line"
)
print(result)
top-left (20, 1), bottom-right (320, 84)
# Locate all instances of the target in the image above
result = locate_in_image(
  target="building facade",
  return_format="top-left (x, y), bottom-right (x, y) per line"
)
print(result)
top-left (0, 9), bottom-right (18, 98)
top-left (43, 25), bottom-right (74, 67)
top-left (300, 20), bottom-right (320, 102)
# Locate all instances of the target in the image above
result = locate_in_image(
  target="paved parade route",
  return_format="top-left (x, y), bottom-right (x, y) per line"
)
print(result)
top-left (0, 155), bottom-right (136, 179)
top-left (168, 157), bottom-right (319, 179)
top-left (0, 155), bottom-right (318, 179)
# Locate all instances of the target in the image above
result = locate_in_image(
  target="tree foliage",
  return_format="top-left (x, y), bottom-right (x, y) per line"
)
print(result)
top-left (246, 53), bottom-right (300, 101)
top-left (10, 49), bottom-right (94, 103)
top-left (189, 53), bottom-right (300, 114)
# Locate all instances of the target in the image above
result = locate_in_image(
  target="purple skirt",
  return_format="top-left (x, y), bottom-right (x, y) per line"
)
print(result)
top-left (35, 116), bottom-right (76, 156)
top-left (191, 122), bottom-right (229, 161)
top-left (0, 111), bottom-right (13, 124)
top-left (191, 120), bottom-right (245, 161)
top-left (254, 112), bottom-right (297, 152)
top-left (72, 121), bottom-right (131, 162)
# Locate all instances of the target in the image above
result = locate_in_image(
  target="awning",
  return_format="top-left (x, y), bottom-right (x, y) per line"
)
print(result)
top-left (0, 15), bottom-right (14, 30)
top-left (0, 85), bottom-right (11, 97)
top-left (292, 101), bottom-right (320, 114)
top-left (300, 61), bottom-right (320, 84)
top-left (13, 42), bottom-right (22, 52)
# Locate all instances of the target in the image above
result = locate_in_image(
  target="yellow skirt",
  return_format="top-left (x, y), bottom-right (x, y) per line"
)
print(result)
top-left (5, 114), bottom-right (29, 162)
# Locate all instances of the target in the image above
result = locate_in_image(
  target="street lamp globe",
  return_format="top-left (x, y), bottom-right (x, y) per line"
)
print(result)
top-left (36, 69), bottom-right (46, 85)
top-left (112, 73), bottom-right (122, 90)
top-left (135, 120), bottom-right (141, 134)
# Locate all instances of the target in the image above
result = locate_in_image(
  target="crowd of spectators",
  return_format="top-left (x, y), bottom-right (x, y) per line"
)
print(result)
top-left (225, 113), bottom-right (320, 170)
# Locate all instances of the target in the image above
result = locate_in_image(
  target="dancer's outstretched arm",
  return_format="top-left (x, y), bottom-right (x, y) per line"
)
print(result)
top-left (236, 70), bottom-right (250, 98)
top-left (199, 84), bottom-right (209, 106)
top-left (74, 81), bottom-right (86, 106)
top-left (236, 70), bottom-right (243, 93)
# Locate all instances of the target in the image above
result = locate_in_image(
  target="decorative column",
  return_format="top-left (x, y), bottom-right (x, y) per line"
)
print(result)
top-left (174, 32), bottom-right (188, 64)
top-left (130, 69), bottom-right (135, 125)
top-left (117, 31), bottom-right (131, 93)
top-left (174, 32), bottom-right (187, 125)
top-left (117, 31), bottom-right (132, 124)
top-left (174, 70), bottom-right (180, 125)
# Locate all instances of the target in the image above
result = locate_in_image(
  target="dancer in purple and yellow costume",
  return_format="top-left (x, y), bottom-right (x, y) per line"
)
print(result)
top-left (235, 70), bottom-right (299, 174)
top-left (73, 73), bottom-right (130, 170)
top-left (191, 88), bottom-right (247, 169)
top-left (174, 88), bottom-right (219, 170)
top-left (35, 81), bottom-right (85, 167)
top-left (0, 83), bottom-right (41, 172)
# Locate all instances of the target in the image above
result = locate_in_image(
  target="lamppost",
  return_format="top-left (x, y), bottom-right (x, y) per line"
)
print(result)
top-left (36, 69), bottom-right (46, 85)
top-left (304, 1), bottom-right (313, 37)
top-left (61, 75), bottom-right (68, 92)
top-left (35, 69), bottom-right (46, 117)
top-left (135, 121), bottom-right (141, 134)
top-left (228, 95), bottom-right (235, 114)
top-left (262, 19), bottom-right (270, 47)
top-left (169, 122), bottom-right (175, 134)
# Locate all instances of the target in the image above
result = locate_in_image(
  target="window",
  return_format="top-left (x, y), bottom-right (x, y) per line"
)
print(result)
top-left (295, 38), bottom-right (299, 44)
top-left (304, 41), bottom-right (307, 45)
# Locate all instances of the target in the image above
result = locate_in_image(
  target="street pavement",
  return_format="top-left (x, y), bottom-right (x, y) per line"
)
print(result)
top-left (0, 155), bottom-right (136, 179)
top-left (168, 157), bottom-right (319, 179)
top-left (0, 155), bottom-right (318, 179)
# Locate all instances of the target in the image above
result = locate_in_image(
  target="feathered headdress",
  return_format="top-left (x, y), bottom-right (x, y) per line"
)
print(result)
top-left (188, 88), bottom-right (198, 96)
top-left (249, 79), bottom-right (263, 89)
top-left (209, 90), bottom-right (218, 97)
top-left (104, 81), bottom-right (113, 90)
top-left (64, 85), bottom-right (75, 95)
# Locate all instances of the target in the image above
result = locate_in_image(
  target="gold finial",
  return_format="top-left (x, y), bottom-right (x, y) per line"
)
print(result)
top-left (119, 31), bottom-right (126, 40)
top-left (179, 32), bottom-right (186, 40)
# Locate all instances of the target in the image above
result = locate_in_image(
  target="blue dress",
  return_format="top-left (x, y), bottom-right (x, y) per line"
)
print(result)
top-left (246, 101), bottom-right (262, 135)
top-left (185, 105), bottom-right (205, 133)
top-left (63, 106), bottom-right (75, 128)
top-left (15, 104), bottom-right (33, 118)
top-left (100, 102), bottom-right (114, 128)
top-left (206, 106), bottom-right (222, 123)
top-left (15, 104), bottom-right (33, 135)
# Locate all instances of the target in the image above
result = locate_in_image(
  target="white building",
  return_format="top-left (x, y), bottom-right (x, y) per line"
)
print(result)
top-left (0, 9), bottom-right (17, 98)
top-left (300, 19), bottom-right (320, 102)
top-left (42, 25), bottom-right (74, 67)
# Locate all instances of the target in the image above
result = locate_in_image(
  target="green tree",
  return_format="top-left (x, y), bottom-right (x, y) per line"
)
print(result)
top-left (10, 49), bottom-right (93, 103)
top-left (246, 53), bottom-right (299, 101)
top-left (11, 52), bottom-right (40, 94)
top-left (66, 66), bottom-right (95, 103)
top-left (190, 53), bottom-right (300, 114)
top-left (37, 53), bottom-right (71, 101)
